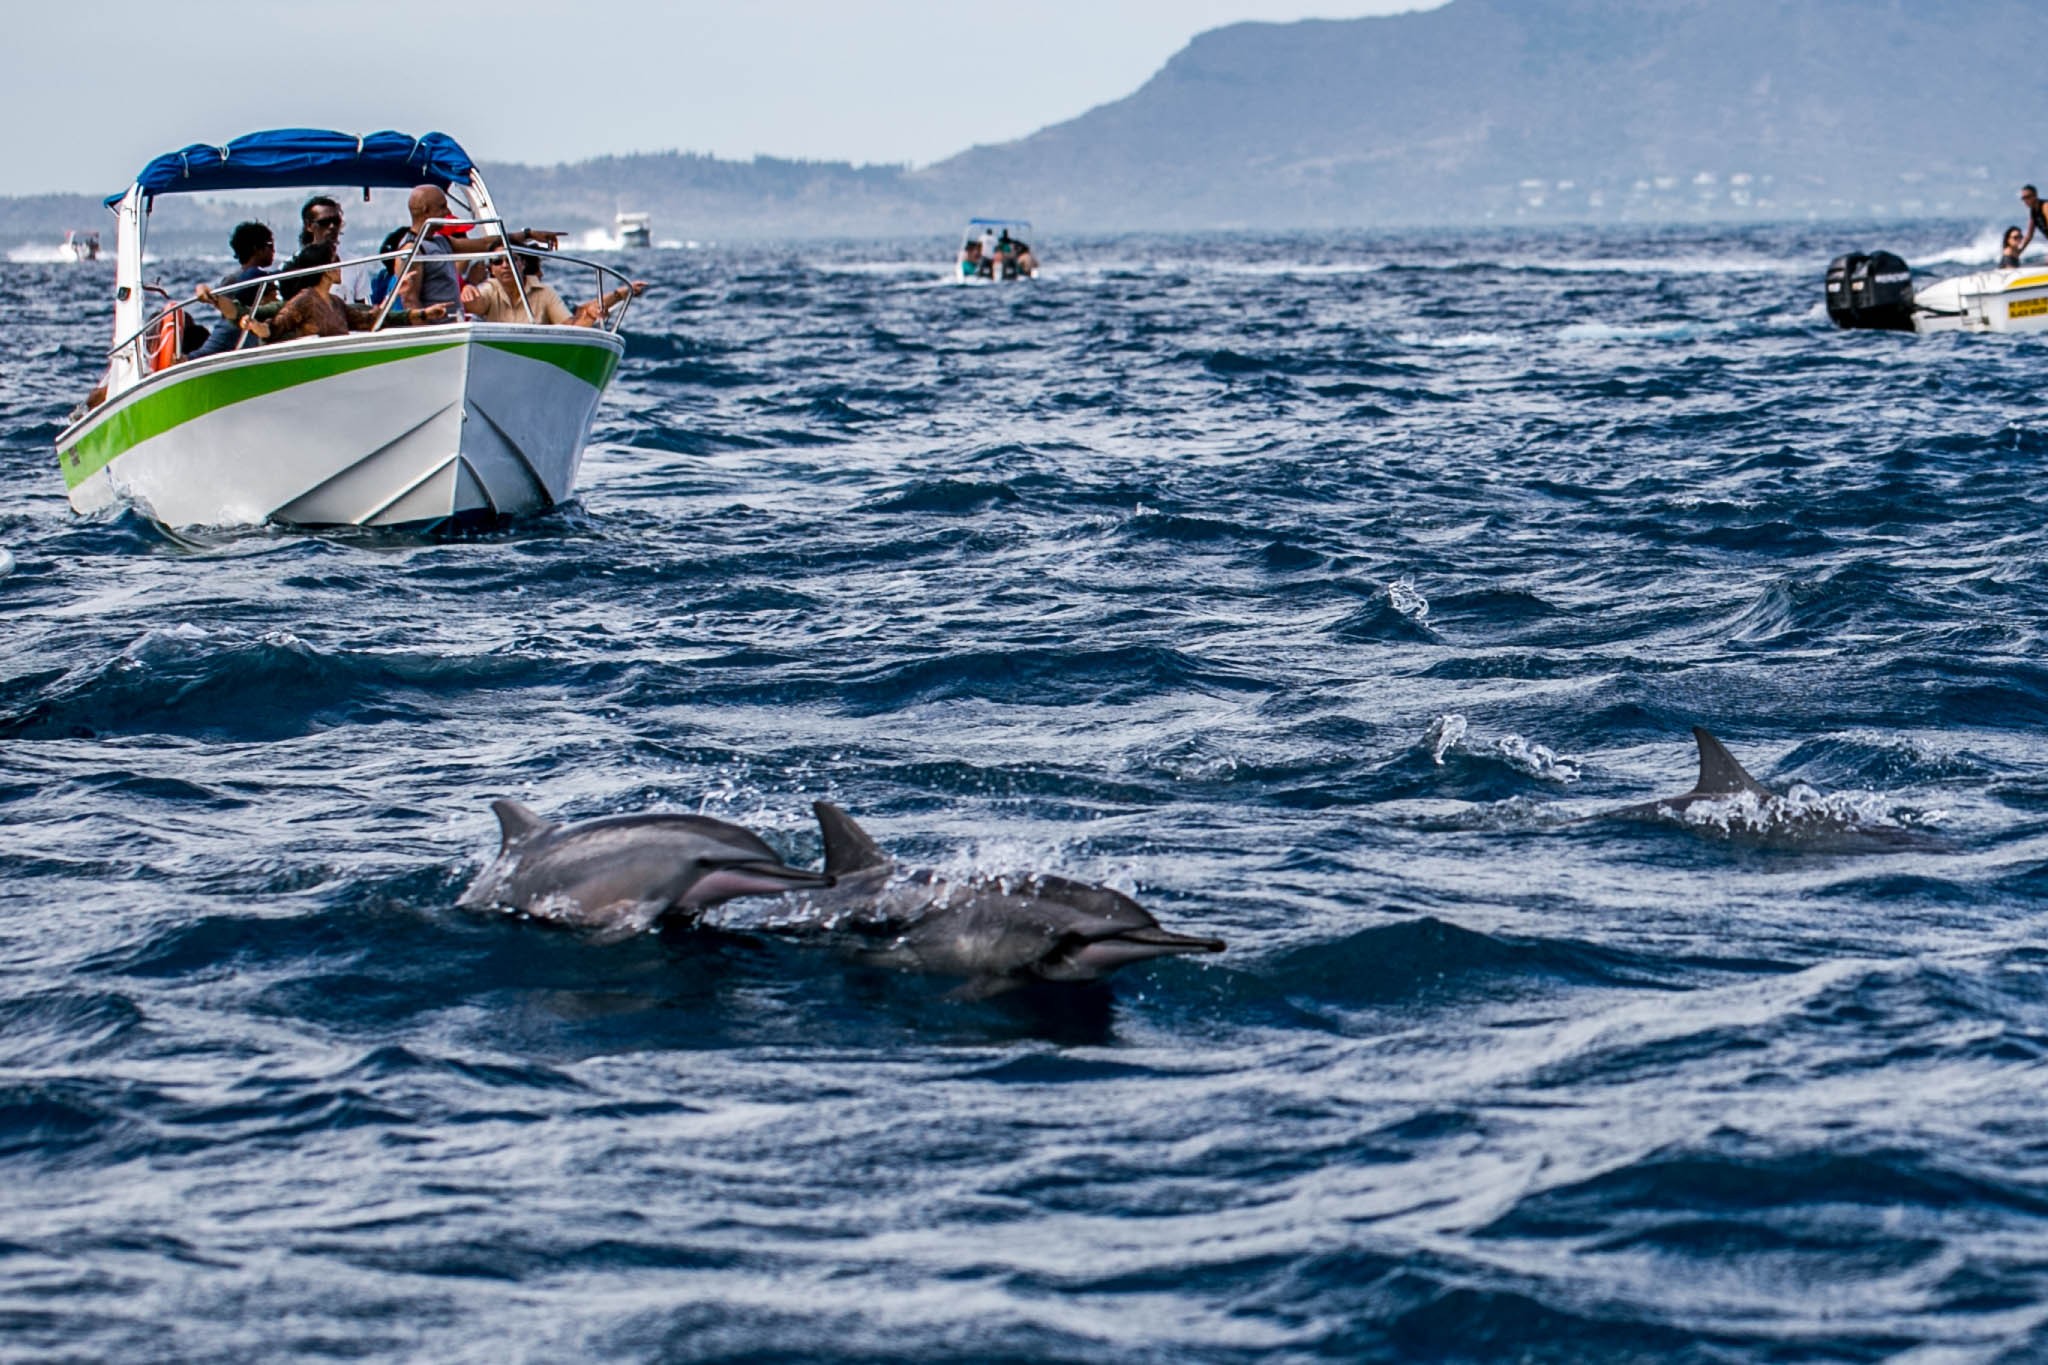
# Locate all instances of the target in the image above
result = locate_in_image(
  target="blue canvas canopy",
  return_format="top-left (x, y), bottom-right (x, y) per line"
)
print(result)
top-left (109, 129), bottom-right (475, 207)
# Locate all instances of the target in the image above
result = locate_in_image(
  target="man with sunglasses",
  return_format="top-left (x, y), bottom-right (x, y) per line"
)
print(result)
top-left (299, 196), bottom-right (377, 305)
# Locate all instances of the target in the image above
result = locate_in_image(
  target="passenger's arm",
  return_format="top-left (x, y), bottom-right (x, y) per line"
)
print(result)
top-left (446, 227), bottom-right (562, 255)
top-left (194, 284), bottom-right (270, 339)
top-left (344, 303), bottom-right (448, 330)
top-left (572, 280), bottom-right (648, 328)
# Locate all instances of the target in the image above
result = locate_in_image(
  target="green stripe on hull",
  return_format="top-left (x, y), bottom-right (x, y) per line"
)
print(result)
top-left (58, 341), bottom-right (457, 489)
top-left (481, 339), bottom-right (619, 391)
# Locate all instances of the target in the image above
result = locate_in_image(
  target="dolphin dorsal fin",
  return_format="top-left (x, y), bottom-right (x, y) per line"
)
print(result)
top-left (1690, 728), bottom-right (1773, 798)
top-left (490, 798), bottom-right (552, 851)
top-left (814, 801), bottom-right (891, 876)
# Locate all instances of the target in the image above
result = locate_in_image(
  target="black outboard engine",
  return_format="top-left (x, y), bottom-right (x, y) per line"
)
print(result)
top-left (1825, 251), bottom-right (1916, 331)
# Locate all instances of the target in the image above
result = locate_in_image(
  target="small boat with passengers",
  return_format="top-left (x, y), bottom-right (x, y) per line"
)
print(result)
top-left (1826, 247), bottom-right (2048, 335)
top-left (956, 218), bottom-right (1039, 282)
top-left (55, 128), bottom-right (643, 529)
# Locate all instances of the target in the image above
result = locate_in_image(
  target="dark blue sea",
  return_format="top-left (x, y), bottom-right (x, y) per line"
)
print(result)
top-left (4, 222), bottom-right (2048, 1362)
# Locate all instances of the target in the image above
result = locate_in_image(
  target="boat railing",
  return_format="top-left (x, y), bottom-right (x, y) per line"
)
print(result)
top-left (107, 217), bottom-right (640, 374)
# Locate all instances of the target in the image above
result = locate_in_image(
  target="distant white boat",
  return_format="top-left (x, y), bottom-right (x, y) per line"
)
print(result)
top-left (1827, 249), bottom-right (2048, 334)
top-left (615, 212), bottom-right (652, 250)
top-left (60, 230), bottom-right (101, 262)
top-left (955, 217), bottom-right (1039, 283)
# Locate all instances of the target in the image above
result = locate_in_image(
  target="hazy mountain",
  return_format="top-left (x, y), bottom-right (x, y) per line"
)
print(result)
top-left (918, 0), bottom-right (2048, 228)
top-left (11, 0), bottom-right (2041, 244)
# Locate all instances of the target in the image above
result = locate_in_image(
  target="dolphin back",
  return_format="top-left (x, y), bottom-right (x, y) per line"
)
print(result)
top-left (814, 802), bottom-right (893, 876)
top-left (1691, 727), bottom-right (1776, 798)
top-left (491, 798), bottom-right (555, 852)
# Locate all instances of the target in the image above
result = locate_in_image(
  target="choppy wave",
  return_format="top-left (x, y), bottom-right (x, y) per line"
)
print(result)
top-left (4, 221), bottom-right (2047, 1361)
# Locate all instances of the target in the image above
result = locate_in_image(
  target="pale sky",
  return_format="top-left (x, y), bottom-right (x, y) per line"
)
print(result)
top-left (10, 0), bottom-right (1442, 196)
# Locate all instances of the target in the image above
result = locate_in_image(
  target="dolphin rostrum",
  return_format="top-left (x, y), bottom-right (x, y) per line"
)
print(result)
top-left (758, 802), bottom-right (1225, 996)
top-left (459, 799), bottom-right (833, 941)
top-left (1601, 727), bottom-right (1942, 850)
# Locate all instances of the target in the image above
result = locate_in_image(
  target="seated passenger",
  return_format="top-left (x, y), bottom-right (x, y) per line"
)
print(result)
top-left (462, 250), bottom-right (645, 326)
top-left (399, 184), bottom-right (561, 312)
top-left (240, 243), bottom-right (348, 341)
top-left (463, 250), bottom-right (576, 324)
top-left (368, 227), bottom-right (411, 307)
top-left (996, 230), bottom-right (1038, 278)
top-left (200, 243), bottom-right (446, 342)
top-left (190, 221), bottom-right (276, 358)
top-left (2001, 225), bottom-right (2025, 269)
top-left (960, 239), bottom-right (990, 278)
top-left (296, 196), bottom-right (371, 305)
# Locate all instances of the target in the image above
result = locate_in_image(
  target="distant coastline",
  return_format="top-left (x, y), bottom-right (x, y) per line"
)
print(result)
top-left (7, 0), bottom-right (2039, 244)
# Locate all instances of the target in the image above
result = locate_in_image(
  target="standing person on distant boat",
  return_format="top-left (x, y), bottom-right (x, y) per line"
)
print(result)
top-left (189, 221), bottom-right (275, 359)
top-left (996, 229), bottom-right (1038, 278)
top-left (397, 185), bottom-right (561, 312)
top-left (2014, 185), bottom-right (2048, 260)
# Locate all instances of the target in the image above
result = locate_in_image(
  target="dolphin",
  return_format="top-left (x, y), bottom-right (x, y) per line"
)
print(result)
top-left (757, 802), bottom-right (1225, 997)
top-left (458, 799), bottom-right (833, 941)
top-left (1600, 727), bottom-right (1943, 851)
top-left (1602, 727), bottom-right (1775, 823)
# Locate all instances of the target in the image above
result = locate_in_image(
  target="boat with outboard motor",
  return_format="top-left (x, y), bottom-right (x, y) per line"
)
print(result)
top-left (1825, 248), bottom-right (2048, 335)
top-left (955, 218), bottom-right (1038, 282)
top-left (55, 128), bottom-right (642, 529)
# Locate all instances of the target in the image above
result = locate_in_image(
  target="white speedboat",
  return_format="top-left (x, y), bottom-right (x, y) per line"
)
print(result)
top-left (1904, 266), bottom-right (2048, 334)
top-left (1826, 248), bottom-right (2048, 334)
top-left (56, 128), bottom-right (641, 529)
top-left (955, 217), bottom-right (1038, 283)
top-left (615, 212), bottom-right (652, 250)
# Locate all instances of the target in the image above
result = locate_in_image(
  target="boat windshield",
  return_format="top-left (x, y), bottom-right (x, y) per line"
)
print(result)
top-left (961, 217), bottom-right (1032, 249)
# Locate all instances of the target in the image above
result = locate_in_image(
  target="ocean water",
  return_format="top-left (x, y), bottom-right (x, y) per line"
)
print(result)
top-left (3, 222), bottom-right (2047, 1362)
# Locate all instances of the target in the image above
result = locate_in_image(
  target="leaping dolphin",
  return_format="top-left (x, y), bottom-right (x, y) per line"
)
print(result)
top-left (1601, 727), bottom-right (1943, 850)
top-left (758, 802), bottom-right (1225, 997)
top-left (459, 799), bottom-right (833, 941)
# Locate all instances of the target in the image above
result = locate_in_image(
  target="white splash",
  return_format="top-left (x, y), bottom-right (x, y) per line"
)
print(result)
top-left (1425, 713), bottom-right (1468, 766)
top-left (1558, 320), bottom-right (1712, 344)
top-left (1918, 227), bottom-right (2010, 268)
top-left (1422, 713), bottom-right (1581, 783)
top-left (1387, 577), bottom-right (1429, 621)
top-left (1494, 734), bottom-right (1581, 784)
top-left (0, 547), bottom-right (14, 579)
top-left (1669, 785), bottom-right (1938, 837)
top-left (7, 242), bottom-right (99, 264)
top-left (1398, 330), bottom-right (1510, 351)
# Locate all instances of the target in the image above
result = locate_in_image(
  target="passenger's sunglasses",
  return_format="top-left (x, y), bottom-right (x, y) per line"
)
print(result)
top-left (311, 216), bottom-right (342, 229)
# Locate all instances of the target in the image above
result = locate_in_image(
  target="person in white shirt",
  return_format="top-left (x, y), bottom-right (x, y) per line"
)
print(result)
top-left (299, 196), bottom-right (379, 306)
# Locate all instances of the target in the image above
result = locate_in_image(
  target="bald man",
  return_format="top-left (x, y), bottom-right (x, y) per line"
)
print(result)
top-left (399, 184), bottom-right (561, 311)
